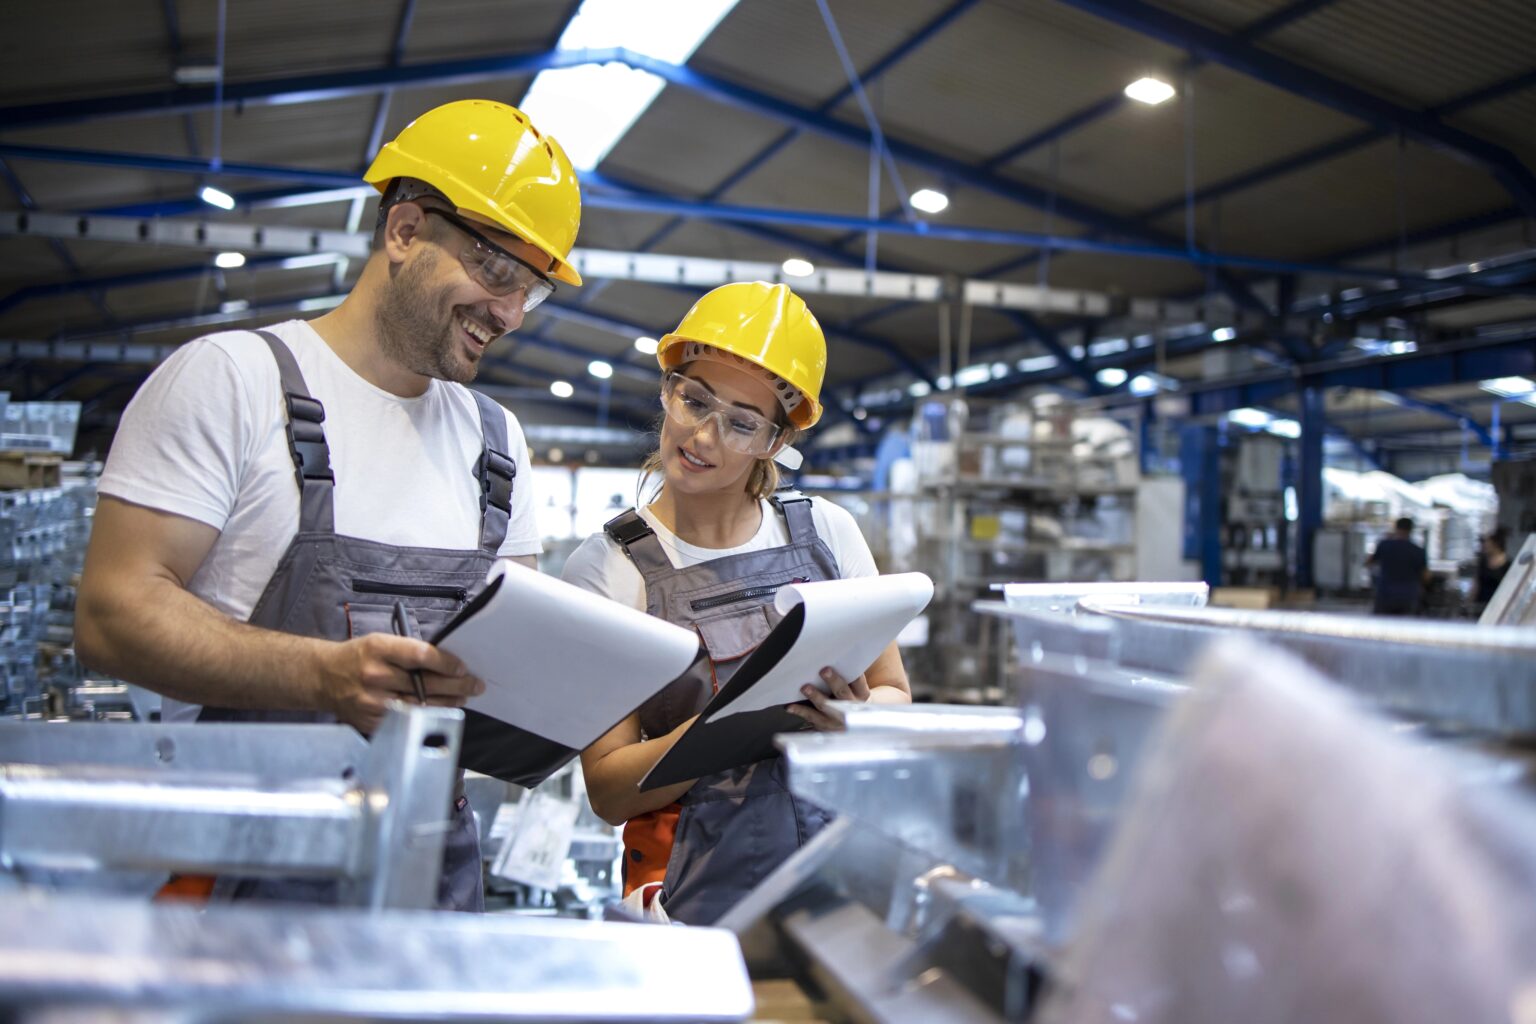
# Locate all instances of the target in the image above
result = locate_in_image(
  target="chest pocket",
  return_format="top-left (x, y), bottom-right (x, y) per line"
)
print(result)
top-left (342, 578), bottom-right (471, 642)
top-left (694, 603), bottom-right (776, 665)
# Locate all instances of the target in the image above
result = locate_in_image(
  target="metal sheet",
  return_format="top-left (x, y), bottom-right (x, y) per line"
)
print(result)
top-left (0, 764), bottom-right (359, 877)
top-left (0, 891), bottom-right (755, 1022)
top-left (1, 704), bottom-right (462, 910)
top-left (829, 701), bottom-right (1025, 735)
top-left (997, 581), bottom-right (1210, 614)
top-left (1480, 533), bottom-right (1536, 626)
top-left (1038, 636), bottom-right (1536, 1024)
top-left (777, 730), bottom-right (1031, 894)
top-left (0, 719), bottom-right (367, 781)
top-left (777, 897), bottom-right (998, 1024)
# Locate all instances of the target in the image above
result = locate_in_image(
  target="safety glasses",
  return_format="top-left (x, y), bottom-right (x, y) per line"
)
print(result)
top-left (421, 207), bottom-right (556, 313)
top-left (662, 372), bottom-right (785, 456)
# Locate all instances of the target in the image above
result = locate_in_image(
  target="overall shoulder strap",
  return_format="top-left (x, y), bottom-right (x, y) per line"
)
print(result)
top-left (769, 492), bottom-right (817, 544)
top-left (254, 330), bottom-right (334, 534)
top-left (603, 509), bottom-right (673, 578)
top-left (468, 390), bottom-right (515, 556)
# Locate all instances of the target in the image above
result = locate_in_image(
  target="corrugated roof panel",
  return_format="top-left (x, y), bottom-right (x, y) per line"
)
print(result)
top-left (403, 0), bottom-right (571, 60)
top-left (1038, 64), bottom-right (1365, 214)
top-left (1261, 0), bottom-right (1536, 108)
top-left (602, 85), bottom-right (793, 198)
top-left (1150, 137), bottom-right (1512, 261)
top-left (1, 3), bottom-right (175, 104)
top-left (177, 2), bottom-right (397, 83)
top-left (1448, 84), bottom-right (1536, 166)
top-left (1033, 251), bottom-right (1208, 297)
top-left (844, 0), bottom-right (1183, 162)
top-left (692, 0), bottom-right (947, 111)
top-left (1146, 0), bottom-right (1301, 33)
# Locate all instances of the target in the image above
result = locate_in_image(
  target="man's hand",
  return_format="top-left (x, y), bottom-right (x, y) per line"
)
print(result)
top-left (313, 634), bottom-right (485, 734)
top-left (786, 666), bottom-right (871, 732)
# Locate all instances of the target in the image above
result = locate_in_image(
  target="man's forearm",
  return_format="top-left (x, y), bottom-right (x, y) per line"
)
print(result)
top-left (76, 573), bottom-right (328, 714)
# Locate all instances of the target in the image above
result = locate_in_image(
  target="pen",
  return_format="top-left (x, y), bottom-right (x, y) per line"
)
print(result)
top-left (392, 600), bottom-right (429, 705)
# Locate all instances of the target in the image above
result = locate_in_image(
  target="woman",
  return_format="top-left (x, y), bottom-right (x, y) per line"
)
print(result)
top-left (562, 281), bottom-right (910, 925)
top-left (1475, 527), bottom-right (1511, 608)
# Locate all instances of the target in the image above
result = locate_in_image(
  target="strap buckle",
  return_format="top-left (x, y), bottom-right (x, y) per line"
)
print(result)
top-left (284, 393), bottom-right (333, 483)
top-left (603, 509), bottom-right (653, 547)
top-left (476, 447), bottom-right (516, 515)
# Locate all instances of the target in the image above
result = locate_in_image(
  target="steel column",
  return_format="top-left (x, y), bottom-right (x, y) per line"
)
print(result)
top-left (1296, 384), bottom-right (1326, 589)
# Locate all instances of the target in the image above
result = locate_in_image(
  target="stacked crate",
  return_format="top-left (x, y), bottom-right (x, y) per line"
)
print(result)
top-left (0, 398), bottom-right (93, 716)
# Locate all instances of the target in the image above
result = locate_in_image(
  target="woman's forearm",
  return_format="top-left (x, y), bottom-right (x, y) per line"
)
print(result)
top-left (582, 717), bottom-right (699, 825)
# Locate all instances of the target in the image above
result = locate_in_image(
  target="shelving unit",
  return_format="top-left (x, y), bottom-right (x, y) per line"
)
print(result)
top-left (892, 397), bottom-right (1142, 700)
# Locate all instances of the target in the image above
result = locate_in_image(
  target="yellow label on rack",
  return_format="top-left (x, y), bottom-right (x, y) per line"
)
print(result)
top-left (970, 514), bottom-right (1001, 541)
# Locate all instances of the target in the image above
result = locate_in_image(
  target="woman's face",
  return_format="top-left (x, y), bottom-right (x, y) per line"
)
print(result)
top-left (657, 359), bottom-right (782, 497)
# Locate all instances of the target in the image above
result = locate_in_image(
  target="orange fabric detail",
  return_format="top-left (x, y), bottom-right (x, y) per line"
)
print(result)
top-left (622, 802), bottom-right (681, 896)
top-left (156, 874), bottom-right (217, 902)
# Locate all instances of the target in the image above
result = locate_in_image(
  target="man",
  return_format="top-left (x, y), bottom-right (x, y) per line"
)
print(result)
top-left (74, 99), bottom-right (583, 910)
top-left (1365, 516), bottom-right (1429, 616)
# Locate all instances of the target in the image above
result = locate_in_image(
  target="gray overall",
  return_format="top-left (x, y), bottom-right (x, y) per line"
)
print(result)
top-left (198, 330), bottom-right (518, 912)
top-left (605, 496), bottom-right (838, 925)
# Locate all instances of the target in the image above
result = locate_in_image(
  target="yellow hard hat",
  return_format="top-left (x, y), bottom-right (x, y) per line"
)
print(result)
top-left (364, 99), bottom-right (583, 286)
top-left (658, 282), bottom-right (827, 429)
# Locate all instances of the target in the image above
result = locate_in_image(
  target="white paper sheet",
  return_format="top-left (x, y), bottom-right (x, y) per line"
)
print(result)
top-left (706, 572), bottom-right (933, 720)
top-left (439, 562), bottom-right (701, 749)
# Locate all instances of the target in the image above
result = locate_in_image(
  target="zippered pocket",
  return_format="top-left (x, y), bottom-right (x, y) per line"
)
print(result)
top-left (350, 577), bottom-right (468, 601)
top-left (689, 578), bottom-right (807, 612)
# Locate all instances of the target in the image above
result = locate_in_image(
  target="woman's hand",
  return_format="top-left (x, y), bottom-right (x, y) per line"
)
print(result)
top-left (785, 666), bottom-right (871, 731)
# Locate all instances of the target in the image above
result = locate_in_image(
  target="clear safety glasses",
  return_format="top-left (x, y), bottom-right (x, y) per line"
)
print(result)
top-left (422, 207), bottom-right (556, 313)
top-left (662, 372), bottom-right (786, 456)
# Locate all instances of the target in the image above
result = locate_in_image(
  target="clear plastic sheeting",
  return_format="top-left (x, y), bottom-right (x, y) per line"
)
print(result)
top-left (1039, 638), bottom-right (1536, 1024)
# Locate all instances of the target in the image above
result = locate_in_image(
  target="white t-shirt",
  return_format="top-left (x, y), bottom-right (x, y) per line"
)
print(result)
top-left (100, 318), bottom-right (542, 627)
top-left (560, 496), bottom-right (877, 610)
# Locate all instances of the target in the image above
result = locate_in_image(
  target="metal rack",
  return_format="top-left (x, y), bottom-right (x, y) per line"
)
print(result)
top-left (713, 584), bottom-right (1536, 1023)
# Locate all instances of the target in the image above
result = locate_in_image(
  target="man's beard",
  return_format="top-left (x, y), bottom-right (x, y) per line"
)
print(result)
top-left (374, 247), bottom-right (484, 384)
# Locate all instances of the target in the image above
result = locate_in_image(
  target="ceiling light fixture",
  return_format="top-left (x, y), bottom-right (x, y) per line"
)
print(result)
top-left (781, 257), bottom-right (815, 278)
top-left (199, 185), bottom-right (236, 210)
top-left (213, 251), bottom-right (245, 269)
top-left (1124, 76), bottom-right (1176, 105)
top-left (909, 188), bottom-right (949, 214)
top-left (634, 336), bottom-right (659, 355)
top-left (550, 381), bottom-right (575, 398)
top-left (587, 360), bottom-right (614, 380)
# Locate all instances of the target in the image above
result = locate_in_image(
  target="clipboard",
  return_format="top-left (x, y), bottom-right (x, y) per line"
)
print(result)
top-left (430, 563), bottom-right (702, 787)
top-left (639, 573), bottom-right (933, 790)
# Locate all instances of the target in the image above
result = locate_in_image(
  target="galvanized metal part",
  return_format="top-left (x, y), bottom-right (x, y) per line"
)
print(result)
top-left (981, 597), bottom-right (1536, 738)
top-left (1038, 637), bottom-right (1536, 1024)
top-left (828, 700), bottom-right (1024, 735)
top-left (0, 718), bottom-right (367, 780)
top-left (0, 890), bottom-right (755, 1022)
top-left (0, 703), bottom-right (461, 910)
top-left (996, 581), bottom-right (1209, 614)
top-left (1480, 532), bottom-right (1536, 627)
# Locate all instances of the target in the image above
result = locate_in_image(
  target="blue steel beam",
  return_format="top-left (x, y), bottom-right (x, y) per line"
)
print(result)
top-left (588, 171), bottom-right (1071, 391)
top-left (609, 0), bottom-right (980, 270)
top-left (0, 254), bottom-right (296, 316)
top-left (1052, 0), bottom-right (1536, 217)
top-left (0, 43), bottom-right (1337, 273)
top-left (1295, 384), bottom-right (1325, 587)
top-left (5, 143), bottom-right (1445, 284)
top-left (975, 70), bottom-right (1536, 291)
top-left (361, 0), bottom-right (422, 167)
top-left (1138, 69), bottom-right (1536, 223)
top-left (0, 48), bottom-right (597, 128)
